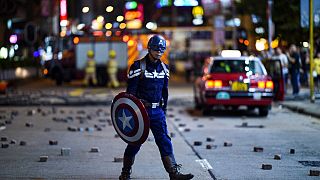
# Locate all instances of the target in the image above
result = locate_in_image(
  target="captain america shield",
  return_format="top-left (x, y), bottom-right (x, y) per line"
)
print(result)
top-left (111, 92), bottom-right (149, 145)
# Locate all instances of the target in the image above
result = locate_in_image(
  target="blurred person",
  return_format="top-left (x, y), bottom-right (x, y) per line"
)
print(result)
top-left (107, 49), bottom-right (119, 88)
top-left (300, 48), bottom-right (310, 87)
top-left (313, 52), bottom-right (320, 90)
top-left (287, 44), bottom-right (301, 95)
top-left (119, 35), bottom-right (194, 180)
top-left (272, 47), bottom-right (289, 93)
top-left (50, 48), bottom-right (64, 86)
top-left (83, 50), bottom-right (97, 86)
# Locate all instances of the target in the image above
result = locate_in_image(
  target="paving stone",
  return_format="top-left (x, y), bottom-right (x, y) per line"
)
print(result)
top-left (114, 157), bottom-right (123, 162)
top-left (241, 122), bottom-right (248, 127)
top-left (49, 140), bottom-right (58, 145)
top-left (67, 126), bottom-right (77, 132)
top-left (90, 147), bottom-right (100, 153)
top-left (254, 146), bottom-right (264, 152)
top-left (206, 137), bottom-right (214, 142)
top-left (10, 139), bottom-right (16, 144)
top-left (224, 142), bottom-right (232, 147)
top-left (39, 156), bottom-right (48, 162)
top-left (1, 143), bottom-right (9, 148)
top-left (274, 154), bottom-right (281, 160)
top-left (170, 132), bottom-right (175, 138)
top-left (290, 149), bottom-right (295, 154)
top-left (197, 124), bottom-right (204, 128)
top-left (5, 120), bottom-right (12, 124)
top-left (178, 123), bottom-right (186, 127)
top-left (262, 164), bottom-right (272, 170)
top-left (19, 141), bottom-right (26, 146)
top-left (86, 127), bottom-right (94, 132)
top-left (194, 141), bottom-right (202, 146)
top-left (61, 148), bottom-right (71, 156)
top-left (25, 123), bottom-right (34, 127)
top-left (98, 119), bottom-right (107, 122)
top-left (1, 137), bottom-right (8, 141)
top-left (309, 170), bottom-right (320, 176)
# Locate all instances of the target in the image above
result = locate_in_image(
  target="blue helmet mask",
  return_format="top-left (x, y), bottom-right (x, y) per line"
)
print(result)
top-left (147, 35), bottom-right (166, 53)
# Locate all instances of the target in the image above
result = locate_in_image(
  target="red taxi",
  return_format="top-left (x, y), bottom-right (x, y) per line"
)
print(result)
top-left (194, 50), bottom-right (274, 116)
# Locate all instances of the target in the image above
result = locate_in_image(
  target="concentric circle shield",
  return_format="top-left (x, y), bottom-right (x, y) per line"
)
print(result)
top-left (111, 92), bottom-right (149, 145)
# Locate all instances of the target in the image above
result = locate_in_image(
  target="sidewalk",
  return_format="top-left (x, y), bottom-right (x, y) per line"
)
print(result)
top-left (280, 87), bottom-right (320, 119)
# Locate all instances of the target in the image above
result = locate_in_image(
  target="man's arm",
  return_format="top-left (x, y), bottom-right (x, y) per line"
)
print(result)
top-left (126, 61), bottom-right (141, 96)
top-left (162, 64), bottom-right (169, 113)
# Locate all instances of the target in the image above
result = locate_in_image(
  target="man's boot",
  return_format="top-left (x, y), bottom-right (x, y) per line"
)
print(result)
top-left (119, 156), bottom-right (135, 180)
top-left (161, 155), bottom-right (194, 180)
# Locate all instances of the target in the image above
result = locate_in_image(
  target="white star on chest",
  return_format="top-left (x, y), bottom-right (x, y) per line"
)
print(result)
top-left (118, 110), bottom-right (133, 130)
top-left (153, 70), bottom-right (159, 78)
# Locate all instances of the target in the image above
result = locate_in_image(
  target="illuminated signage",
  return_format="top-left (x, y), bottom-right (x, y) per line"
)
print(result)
top-left (60, 0), bottom-right (67, 27)
top-left (174, 0), bottom-right (198, 6)
top-left (125, 3), bottom-right (144, 29)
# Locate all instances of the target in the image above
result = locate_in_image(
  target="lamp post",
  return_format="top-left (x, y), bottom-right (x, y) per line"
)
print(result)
top-left (309, 0), bottom-right (315, 103)
top-left (267, 0), bottom-right (273, 56)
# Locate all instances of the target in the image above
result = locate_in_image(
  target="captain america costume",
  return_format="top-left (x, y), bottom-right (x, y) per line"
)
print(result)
top-left (119, 34), bottom-right (193, 180)
top-left (124, 54), bottom-right (172, 157)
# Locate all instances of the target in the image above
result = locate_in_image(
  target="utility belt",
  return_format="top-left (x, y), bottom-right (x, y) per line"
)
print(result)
top-left (141, 99), bottom-right (163, 109)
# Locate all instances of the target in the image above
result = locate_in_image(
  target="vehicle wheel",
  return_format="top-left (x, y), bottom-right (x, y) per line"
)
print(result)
top-left (258, 106), bottom-right (269, 117)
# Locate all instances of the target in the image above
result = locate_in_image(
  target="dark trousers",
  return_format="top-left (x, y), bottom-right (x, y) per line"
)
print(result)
top-left (124, 108), bottom-right (173, 158)
top-left (291, 69), bottom-right (300, 95)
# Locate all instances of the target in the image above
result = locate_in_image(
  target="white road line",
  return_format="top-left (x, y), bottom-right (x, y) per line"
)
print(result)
top-left (0, 126), bottom-right (6, 131)
top-left (196, 159), bottom-right (213, 170)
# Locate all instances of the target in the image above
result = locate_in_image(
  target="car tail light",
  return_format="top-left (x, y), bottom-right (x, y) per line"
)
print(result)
top-left (257, 81), bottom-right (274, 90)
top-left (257, 81), bottom-right (265, 89)
top-left (206, 80), bottom-right (222, 89)
top-left (266, 80), bottom-right (274, 89)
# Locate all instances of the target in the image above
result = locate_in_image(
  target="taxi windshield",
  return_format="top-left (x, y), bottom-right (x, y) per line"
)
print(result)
top-left (210, 60), bottom-right (264, 75)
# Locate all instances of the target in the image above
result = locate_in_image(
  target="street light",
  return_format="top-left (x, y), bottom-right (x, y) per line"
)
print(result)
top-left (106, 6), bottom-right (114, 12)
top-left (82, 6), bottom-right (89, 13)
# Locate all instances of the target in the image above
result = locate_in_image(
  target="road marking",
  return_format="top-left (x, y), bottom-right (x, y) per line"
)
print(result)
top-left (0, 126), bottom-right (6, 131)
top-left (196, 159), bottom-right (213, 170)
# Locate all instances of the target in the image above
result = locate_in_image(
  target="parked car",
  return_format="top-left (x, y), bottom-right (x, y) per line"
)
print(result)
top-left (194, 50), bottom-right (274, 116)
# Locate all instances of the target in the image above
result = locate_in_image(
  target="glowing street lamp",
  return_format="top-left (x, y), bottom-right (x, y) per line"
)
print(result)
top-left (106, 6), bottom-right (114, 12)
top-left (82, 7), bottom-right (89, 13)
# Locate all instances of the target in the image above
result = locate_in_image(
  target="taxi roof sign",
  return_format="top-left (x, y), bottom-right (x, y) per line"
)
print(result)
top-left (221, 50), bottom-right (241, 58)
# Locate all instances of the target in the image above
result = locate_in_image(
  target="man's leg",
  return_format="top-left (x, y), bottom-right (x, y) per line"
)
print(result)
top-left (119, 144), bottom-right (141, 180)
top-left (150, 113), bottom-right (193, 180)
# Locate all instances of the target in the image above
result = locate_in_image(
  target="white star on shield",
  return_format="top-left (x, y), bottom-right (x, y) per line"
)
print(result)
top-left (118, 110), bottom-right (133, 130)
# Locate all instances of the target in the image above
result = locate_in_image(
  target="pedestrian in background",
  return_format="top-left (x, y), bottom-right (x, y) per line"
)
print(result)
top-left (287, 44), bottom-right (301, 95)
top-left (313, 52), bottom-right (320, 91)
top-left (273, 47), bottom-right (289, 93)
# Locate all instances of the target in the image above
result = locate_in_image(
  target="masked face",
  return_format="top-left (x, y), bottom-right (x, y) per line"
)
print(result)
top-left (149, 49), bottom-right (164, 60)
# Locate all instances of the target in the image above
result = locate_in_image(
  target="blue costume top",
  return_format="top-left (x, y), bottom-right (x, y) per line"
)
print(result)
top-left (127, 54), bottom-right (169, 112)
